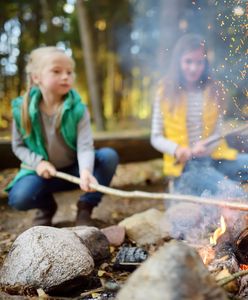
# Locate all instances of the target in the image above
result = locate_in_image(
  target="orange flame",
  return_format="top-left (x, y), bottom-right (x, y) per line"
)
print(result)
top-left (210, 216), bottom-right (226, 246)
top-left (240, 264), bottom-right (248, 270)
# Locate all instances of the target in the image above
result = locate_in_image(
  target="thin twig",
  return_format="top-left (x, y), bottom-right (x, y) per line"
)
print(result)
top-left (21, 164), bottom-right (248, 212)
top-left (217, 270), bottom-right (248, 286)
top-left (80, 287), bottom-right (104, 297)
top-left (119, 262), bottom-right (141, 266)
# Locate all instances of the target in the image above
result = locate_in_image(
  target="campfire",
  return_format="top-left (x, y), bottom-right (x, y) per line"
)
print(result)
top-left (200, 212), bottom-right (248, 265)
top-left (194, 209), bottom-right (248, 297)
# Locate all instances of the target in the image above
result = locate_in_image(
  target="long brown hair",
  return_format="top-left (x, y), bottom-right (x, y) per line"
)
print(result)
top-left (21, 46), bottom-right (75, 136)
top-left (163, 34), bottom-right (211, 107)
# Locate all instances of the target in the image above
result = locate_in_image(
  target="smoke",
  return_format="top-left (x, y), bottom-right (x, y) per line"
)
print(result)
top-left (160, 158), bottom-right (248, 244)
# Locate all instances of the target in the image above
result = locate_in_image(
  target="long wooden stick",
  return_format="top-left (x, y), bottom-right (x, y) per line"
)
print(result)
top-left (205, 123), bottom-right (248, 147)
top-left (175, 122), bottom-right (248, 164)
top-left (58, 171), bottom-right (248, 211)
top-left (21, 164), bottom-right (248, 212)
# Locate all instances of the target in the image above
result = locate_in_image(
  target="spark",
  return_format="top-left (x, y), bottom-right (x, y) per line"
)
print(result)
top-left (214, 0), bottom-right (246, 119)
top-left (233, 6), bottom-right (245, 16)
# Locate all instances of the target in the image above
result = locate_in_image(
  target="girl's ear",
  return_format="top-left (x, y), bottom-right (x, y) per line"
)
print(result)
top-left (31, 72), bottom-right (40, 85)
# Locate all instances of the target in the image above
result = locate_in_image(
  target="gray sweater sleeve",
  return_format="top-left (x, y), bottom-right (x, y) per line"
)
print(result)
top-left (11, 120), bottom-right (43, 168)
top-left (77, 109), bottom-right (95, 174)
top-left (150, 94), bottom-right (178, 156)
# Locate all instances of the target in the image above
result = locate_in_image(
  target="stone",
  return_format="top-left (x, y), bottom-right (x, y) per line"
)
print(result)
top-left (119, 208), bottom-right (166, 245)
top-left (116, 241), bottom-right (228, 300)
top-left (65, 226), bottom-right (110, 261)
top-left (0, 226), bottom-right (94, 293)
top-left (101, 225), bottom-right (125, 247)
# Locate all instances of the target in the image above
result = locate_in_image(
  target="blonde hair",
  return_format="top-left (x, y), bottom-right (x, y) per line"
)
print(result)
top-left (21, 46), bottom-right (75, 135)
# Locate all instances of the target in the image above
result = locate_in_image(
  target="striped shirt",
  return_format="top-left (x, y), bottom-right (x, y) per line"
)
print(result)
top-left (150, 90), bottom-right (221, 155)
top-left (187, 91), bottom-right (204, 146)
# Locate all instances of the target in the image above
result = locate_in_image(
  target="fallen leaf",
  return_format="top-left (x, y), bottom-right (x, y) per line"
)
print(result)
top-left (92, 292), bottom-right (100, 298)
top-left (98, 270), bottom-right (106, 277)
top-left (37, 288), bottom-right (48, 299)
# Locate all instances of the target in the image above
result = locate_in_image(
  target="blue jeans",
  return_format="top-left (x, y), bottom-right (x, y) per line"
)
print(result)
top-left (8, 148), bottom-right (119, 210)
top-left (174, 153), bottom-right (248, 199)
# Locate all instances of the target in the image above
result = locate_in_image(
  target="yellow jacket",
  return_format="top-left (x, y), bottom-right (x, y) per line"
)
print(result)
top-left (160, 86), bottom-right (237, 177)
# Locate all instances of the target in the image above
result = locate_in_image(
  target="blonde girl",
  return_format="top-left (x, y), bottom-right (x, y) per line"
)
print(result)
top-left (7, 46), bottom-right (119, 226)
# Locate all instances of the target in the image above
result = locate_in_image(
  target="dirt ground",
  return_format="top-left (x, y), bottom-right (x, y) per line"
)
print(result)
top-left (2, 159), bottom-right (248, 299)
top-left (0, 160), bottom-right (166, 270)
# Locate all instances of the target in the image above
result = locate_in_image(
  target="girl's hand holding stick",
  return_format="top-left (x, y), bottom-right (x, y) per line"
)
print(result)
top-left (80, 169), bottom-right (98, 192)
top-left (35, 161), bottom-right (98, 192)
top-left (174, 146), bottom-right (192, 163)
top-left (36, 161), bottom-right (56, 179)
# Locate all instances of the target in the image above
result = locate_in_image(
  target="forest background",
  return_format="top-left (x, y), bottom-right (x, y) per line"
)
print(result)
top-left (0, 0), bottom-right (246, 135)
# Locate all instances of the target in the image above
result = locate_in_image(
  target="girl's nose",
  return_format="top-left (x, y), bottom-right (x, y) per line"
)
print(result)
top-left (189, 64), bottom-right (197, 72)
top-left (61, 72), bottom-right (69, 79)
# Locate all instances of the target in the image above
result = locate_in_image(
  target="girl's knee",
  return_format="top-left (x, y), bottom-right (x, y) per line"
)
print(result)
top-left (8, 188), bottom-right (32, 211)
top-left (236, 154), bottom-right (248, 168)
top-left (98, 148), bottom-right (119, 166)
top-left (8, 175), bottom-right (45, 210)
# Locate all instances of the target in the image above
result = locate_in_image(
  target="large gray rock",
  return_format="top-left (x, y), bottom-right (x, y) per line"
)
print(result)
top-left (116, 241), bottom-right (228, 300)
top-left (119, 208), bottom-right (166, 245)
top-left (65, 226), bottom-right (110, 261)
top-left (0, 226), bottom-right (94, 292)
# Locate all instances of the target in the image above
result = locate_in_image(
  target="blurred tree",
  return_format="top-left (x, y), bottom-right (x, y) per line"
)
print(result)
top-left (0, 0), bottom-right (246, 134)
top-left (158, 0), bottom-right (188, 74)
top-left (76, 0), bottom-right (105, 130)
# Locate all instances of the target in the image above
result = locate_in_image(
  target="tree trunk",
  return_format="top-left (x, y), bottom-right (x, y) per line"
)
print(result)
top-left (34, 1), bottom-right (42, 45)
top-left (158, 0), bottom-right (183, 74)
top-left (16, 3), bottom-right (25, 95)
top-left (40, 0), bottom-right (54, 45)
top-left (76, 0), bottom-right (105, 131)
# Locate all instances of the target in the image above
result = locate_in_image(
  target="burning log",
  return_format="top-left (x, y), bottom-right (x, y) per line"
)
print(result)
top-left (235, 228), bottom-right (248, 265)
top-left (202, 212), bottom-right (248, 297)
top-left (212, 214), bottom-right (248, 265)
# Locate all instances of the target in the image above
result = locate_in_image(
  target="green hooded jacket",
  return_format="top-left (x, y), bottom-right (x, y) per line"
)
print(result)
top-left (6, 87), bottom-right (85, 191)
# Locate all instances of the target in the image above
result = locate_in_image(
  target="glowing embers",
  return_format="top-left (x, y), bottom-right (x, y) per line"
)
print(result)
top-left (210, 216), bottom-right (227, 246)
top-left (240, 264), bottom-right (248, 271)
